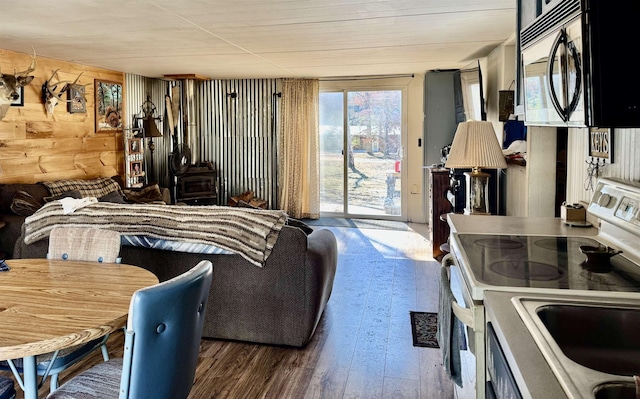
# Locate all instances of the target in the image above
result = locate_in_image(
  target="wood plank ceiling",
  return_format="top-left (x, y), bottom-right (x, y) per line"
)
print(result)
top-left (0, 0), bottom-right (516, 79)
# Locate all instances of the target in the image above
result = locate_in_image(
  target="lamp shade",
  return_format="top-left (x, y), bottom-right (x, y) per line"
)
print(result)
top-left (445, 120), bottom-right (507, 169)
top-left (143, 115), bottom-right (163, 138)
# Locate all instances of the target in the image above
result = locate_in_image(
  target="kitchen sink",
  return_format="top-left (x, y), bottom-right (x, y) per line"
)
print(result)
top-left (512, 296), bottom-right (640, 399)
top-left (593, 382), bottom-right (637, 399)
top-left (536, 305), bottom-right (640, 375)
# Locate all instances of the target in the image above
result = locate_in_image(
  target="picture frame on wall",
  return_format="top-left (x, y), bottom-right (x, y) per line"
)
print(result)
top-left (95, 79), bottom-right (123, 132)
top-left (67, 84), bottom-right (86, 113)
top-left (131, 161), bottom-right (143, 176)
top-left (10, 87), bottom-right (24, 107)
top-left (129, 138), bottom-right (141, 154)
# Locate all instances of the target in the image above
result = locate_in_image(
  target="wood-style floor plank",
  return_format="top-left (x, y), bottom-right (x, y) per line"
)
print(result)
top-left (5, 221), bottom-right (454, 399)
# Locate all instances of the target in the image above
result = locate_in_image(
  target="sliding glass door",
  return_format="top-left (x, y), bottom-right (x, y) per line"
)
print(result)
top-left (319, 89), bottom-right (404, 219)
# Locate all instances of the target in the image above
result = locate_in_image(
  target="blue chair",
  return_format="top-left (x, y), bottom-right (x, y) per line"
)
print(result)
top-left (47, 260), bottom-right (213, 399)
top-left (0, 227), bottom-right (121, 392)
top-left (0, 376), bottom-right (15, 399)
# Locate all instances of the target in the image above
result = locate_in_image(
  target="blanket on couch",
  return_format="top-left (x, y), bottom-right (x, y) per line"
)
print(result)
top-left (23, 202), bottom-right (288, 267)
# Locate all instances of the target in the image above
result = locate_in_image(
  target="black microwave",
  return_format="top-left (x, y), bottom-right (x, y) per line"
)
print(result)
top-left (520, 0), bottom-right (640, 128)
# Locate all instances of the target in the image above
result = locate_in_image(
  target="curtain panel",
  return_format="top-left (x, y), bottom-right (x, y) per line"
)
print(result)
top-left (278, 79), bottom-right (320, 219)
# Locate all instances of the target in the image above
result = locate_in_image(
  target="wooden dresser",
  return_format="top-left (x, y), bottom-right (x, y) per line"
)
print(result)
top-left (427, 167), bottom-right (452, 261)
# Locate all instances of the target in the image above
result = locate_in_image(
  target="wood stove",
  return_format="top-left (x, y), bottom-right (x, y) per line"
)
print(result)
top-left (174, 164), bottom-right (218, 205)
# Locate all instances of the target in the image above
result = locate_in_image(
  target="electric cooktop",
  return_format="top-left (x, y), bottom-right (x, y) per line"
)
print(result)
top-left (455, 234), bottom-right (640, 293)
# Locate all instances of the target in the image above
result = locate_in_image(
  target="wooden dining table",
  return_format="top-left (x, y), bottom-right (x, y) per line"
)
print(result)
top-left (0, 258), bottom-right (158, 399)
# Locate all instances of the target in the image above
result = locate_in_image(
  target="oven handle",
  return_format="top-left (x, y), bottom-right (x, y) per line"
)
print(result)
top-left (442, 253), bottom-right (475, 329)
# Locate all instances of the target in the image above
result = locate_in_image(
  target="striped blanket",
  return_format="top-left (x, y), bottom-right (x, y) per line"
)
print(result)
top-left (23, 202), bottom-right (288, 267)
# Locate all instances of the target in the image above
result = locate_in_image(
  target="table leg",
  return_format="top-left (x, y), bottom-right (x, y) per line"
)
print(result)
top-left (23, 356), bottom-right (38, 399)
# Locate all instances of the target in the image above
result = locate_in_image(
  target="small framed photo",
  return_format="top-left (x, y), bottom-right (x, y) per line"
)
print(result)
top-left (129, 138), bottom-right (141, 154)
top-left (11, 87), bottom-right (24, 107)
top-left (130, 161), bottom-right (143, 176)
top-left (67, 84), bottom-right (86, 113)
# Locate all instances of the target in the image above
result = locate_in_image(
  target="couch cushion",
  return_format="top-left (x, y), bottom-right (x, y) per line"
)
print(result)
top-left (10, 190), bottom-right (45, 216)
top-left (43, 190), bottom-right (83, 203)
top-left (0, 184), bottom-right (49, 214)
top-left (123, 184), bottom-right (164, 203)
top-left (98, 191), bottom-right (127, 203)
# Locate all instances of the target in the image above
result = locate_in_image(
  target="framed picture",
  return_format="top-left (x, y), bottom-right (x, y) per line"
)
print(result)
top-left (130, 161), bottom-right (143, 176)
top-left (95, 80), bottom-right (123, 132)
top-left (67, 84), bottom-right (86, 113)
top-left (129, 138), bottom-right (142, 154)
top-left (10, 87), bottom-right (24, 107)
top-left (589, 127), bottom-right (614, 163)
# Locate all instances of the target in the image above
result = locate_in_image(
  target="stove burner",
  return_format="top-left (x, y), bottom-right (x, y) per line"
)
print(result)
top-left (474, 238), bottom-right (524, 250)
top-left (490, 260), bottom-right (564, 281)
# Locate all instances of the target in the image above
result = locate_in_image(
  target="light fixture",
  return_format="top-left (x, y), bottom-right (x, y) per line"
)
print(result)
top-left (136, 96), bottom-right (163, 183)
top-left (445, 120), bottom-right (507, 215)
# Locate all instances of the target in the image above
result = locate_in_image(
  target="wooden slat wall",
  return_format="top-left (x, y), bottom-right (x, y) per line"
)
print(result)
top-left (0, 48), bottom-right (124, 184)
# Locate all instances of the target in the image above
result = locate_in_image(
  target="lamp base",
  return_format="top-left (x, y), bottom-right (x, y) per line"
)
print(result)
top-left (463, 169), bottom-right (491, 215)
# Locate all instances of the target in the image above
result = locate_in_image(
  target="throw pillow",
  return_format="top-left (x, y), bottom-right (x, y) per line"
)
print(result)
top-left (285, 217), bottom-right (313, 235)
top-left (10, 190), bottom-right (44, 216)
top-left (43, 190), bottom-right (83, 203)
top-left (123, 184), bottom-right (164, 203)
top-left (41, 178), bottom-right (123, 198)
top-left (99, 191), bottom-right (127, 203)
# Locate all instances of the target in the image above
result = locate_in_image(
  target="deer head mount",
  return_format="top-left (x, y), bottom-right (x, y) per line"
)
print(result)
top-left (42, 69), bottom-right (86, 118)
top-left (0, 49), bottom-right (37, 121)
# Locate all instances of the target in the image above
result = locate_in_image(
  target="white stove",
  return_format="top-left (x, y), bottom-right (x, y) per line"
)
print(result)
top-left (444, 178), bottom-right (640, 399)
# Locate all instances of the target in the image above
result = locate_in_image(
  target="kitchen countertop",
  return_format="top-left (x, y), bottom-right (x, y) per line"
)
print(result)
top-left (447, 214), bottom-right (599, 237)
top-left (484, 291), bottom-right (568, 399)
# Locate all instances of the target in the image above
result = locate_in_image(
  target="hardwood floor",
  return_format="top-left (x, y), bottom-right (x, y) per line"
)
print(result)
top-left (7, 222), bottom-right (454, 399)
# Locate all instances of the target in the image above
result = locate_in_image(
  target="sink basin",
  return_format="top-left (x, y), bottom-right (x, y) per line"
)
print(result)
top-left (593, 382), bottom-right (637, 399)
top-left (537, 305), bottom-right (640, 375)
top-left (512, 297), bottom-right (640, 399)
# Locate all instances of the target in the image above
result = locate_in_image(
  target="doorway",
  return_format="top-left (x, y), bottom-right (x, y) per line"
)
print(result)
top-left (319, 89), bottom-right (404, 219)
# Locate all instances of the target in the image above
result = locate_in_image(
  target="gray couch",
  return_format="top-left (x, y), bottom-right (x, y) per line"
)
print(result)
top-left (15, 224), bottom-right (338, 347)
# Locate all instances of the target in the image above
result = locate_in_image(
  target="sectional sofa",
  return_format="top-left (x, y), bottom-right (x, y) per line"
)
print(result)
top-left (2, 178), bottom-right (338, 347)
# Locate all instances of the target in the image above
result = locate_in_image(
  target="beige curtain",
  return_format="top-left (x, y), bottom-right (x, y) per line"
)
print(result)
top-left (278, 79), bottom-right (320, 219)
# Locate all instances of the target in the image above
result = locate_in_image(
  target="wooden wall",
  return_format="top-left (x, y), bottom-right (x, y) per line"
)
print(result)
top-left (0, 48), bottom-right (124, 184)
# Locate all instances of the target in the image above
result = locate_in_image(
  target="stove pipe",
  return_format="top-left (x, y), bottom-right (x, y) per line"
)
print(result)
top-left (180, 78), bottom-right (199, 165)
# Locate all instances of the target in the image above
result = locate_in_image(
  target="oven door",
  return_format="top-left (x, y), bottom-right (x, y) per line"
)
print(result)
top-left (443, 253), bottom-right (486, 399)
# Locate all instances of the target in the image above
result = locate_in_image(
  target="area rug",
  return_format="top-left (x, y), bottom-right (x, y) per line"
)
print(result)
top-left (303, 218), bottom-right (409, 231)
top-left (410, 311), bottom-right (439, 348)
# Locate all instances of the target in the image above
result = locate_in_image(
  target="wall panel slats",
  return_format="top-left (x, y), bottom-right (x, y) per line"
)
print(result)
top-left (127, 76), bottom-right (280, 207)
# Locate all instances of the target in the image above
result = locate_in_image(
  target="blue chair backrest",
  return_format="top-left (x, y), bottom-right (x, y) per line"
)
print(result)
top-left (119, 260), bottom-right (213, 399)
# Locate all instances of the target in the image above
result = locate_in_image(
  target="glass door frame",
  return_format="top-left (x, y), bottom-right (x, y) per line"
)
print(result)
top-left (319, 84), bottom-right (408, 221)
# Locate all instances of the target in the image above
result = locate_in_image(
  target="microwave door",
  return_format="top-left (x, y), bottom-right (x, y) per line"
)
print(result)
top-left (522, 31), bottom-right (565, 126)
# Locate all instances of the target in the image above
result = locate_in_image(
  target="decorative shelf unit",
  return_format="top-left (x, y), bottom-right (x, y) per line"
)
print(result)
top-left (124, 127), bottom-right (146, 188)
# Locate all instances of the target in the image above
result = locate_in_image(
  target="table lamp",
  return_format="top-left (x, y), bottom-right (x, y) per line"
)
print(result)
top-left (445, 120), bottom-right (507, 215)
